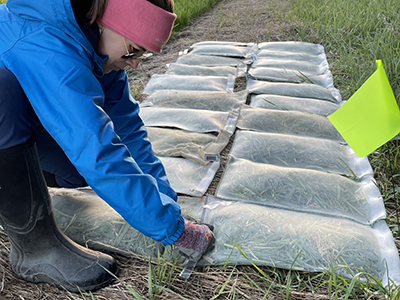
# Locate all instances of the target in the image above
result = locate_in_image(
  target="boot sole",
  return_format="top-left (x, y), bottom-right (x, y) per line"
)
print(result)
top-left (15, 264), bottom-right (118, 293)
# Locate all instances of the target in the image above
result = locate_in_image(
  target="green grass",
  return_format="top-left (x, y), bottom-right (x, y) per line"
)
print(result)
top-left (288, 0), bottom-right (400, 103)
top-left (0, 0), bottom-right (222, 32)
top-left (174, 0), bottom-right (222, 32)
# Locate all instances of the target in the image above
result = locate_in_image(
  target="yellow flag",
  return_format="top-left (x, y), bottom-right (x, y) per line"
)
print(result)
top-left (328, 60), bottom-right (400, 157)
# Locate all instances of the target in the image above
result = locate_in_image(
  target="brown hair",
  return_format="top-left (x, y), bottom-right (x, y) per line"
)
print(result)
top-left (86, 0), bottom-right (174, 24)
top-left (147, 0), bottom-right (174, 13)
top-left (87, 0), bottom-right (108, 24)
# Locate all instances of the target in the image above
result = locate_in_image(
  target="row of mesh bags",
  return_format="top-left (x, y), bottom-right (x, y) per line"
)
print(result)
top-left (49, 40), bottom-right (400, 285)
top-left (50, 42), bottom-right (252, 259)
top-left (172, 40), bottom-right (400, 285)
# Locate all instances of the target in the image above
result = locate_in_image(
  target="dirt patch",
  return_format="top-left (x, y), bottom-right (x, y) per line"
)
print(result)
top-left (0, 0), bottom-right (309, 299)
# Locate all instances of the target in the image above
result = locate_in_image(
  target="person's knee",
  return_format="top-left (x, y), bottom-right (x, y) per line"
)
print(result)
top-left (0, 67), bottom-right (15, 82)
top-left (0, 68), bottom-right (24, 98)
top-left (43, 171), bottom-right (88, 188)
top-left (0, 68), bottom-right (38, 149)
top-left (55, 174), bottom-right (88, 188)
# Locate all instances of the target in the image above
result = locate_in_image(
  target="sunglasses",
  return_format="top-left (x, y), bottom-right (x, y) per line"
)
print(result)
top-left (121, 37), bottom-right (153, 60)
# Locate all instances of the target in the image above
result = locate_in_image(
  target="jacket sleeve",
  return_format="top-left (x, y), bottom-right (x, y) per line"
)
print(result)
top-left (2, 27), bottom-right (184, 245)
top-left (98, 70), bottom-right (178, 201)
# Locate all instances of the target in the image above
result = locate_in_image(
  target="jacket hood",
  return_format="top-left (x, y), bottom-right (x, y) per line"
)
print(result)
top-left (7, 0), bottom-right (94, 55)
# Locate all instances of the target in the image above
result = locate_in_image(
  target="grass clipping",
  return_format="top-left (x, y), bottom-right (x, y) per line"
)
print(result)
top-left (201, 195), bottom-right (392, 284)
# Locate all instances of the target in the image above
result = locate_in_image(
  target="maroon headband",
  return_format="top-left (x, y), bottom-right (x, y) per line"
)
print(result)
top-left (98, 0), bottom-right (177, 53)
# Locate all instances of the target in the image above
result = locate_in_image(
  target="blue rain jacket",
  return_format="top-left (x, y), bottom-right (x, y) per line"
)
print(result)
top-left (0, 0), bottom-right (184, 244)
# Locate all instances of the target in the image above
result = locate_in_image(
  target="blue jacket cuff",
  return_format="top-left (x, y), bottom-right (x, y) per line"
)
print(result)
top-left (159, 215), bottom-right (185, 245)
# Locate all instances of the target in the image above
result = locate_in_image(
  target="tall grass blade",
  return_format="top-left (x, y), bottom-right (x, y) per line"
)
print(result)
top-left (232, 241), bottom-right (271, 280)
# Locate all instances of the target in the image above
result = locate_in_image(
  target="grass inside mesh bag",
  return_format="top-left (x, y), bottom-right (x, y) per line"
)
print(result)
top-left (251, 59), bottom-right (329, 75)
top-left (255, 49), bottom-right (327, 64)
top-left (51, 188), bottom-right (156, 257)
top-left (200, 196), bottom-right (394, 284)
top-left (248, 67), bottom-right (334, 88)
top-left (237, 106), bottom-right (344, 141)
top-left (146, 127), bottom-right (231, 164)
top-left (51, 188), bottom-right (206, 257)
top-left (160, 157), bottom-right (219, 196)
top-left (246, 79), bottom-right (341, 103)
top-left (143, 90), bottom-right (248, 111)
top-left (165, 63), bottom-right (246, 77)
top-left (230, 130), bottom-right (372, 177)
top-left (215, 157), bottom-right (385, 225)
top-left (187, 44), bottom-right (258, 58)
top-left (257, 41), bottom-right (325, 56)
top-left (146, 127), bottom-right (217, 163)
top-left (191, 41), bottom-right (256, 47)
top-left (142, 74), bottom-right (235, 95)
top-left (176, 54), bottom-right (252, 66)
top-left (250, 94), bottom-right (340, 116)
top-left (140, 107), bottom-right (238, 135)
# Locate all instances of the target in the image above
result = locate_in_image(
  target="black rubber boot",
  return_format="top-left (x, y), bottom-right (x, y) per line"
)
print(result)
top-left (0, 139), bottom-right (118, 292)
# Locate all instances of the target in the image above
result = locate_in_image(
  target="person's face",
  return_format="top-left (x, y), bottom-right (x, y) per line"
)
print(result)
top-left (97, 25), bottom-right (147, 74)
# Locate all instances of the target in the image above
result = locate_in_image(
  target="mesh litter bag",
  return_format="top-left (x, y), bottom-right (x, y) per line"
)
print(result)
top-left (146, 127), bottom-right (229, 164)
top-left (247, 78), bottom-right (341, 103)
top-left (200, 196), bottom-right (400, 286)
top-left (191, 41), bottom-right (257, 47)
top-left (142, 74), bottom-right (235, 95)
top-left (237, 106), bottom-right (344, 141)
top-left (142, 90), bottom-right (248, 111)
top-left (214, 157), bottom-right (385, 225)
top-left (50, 187), bottom-right (205, 256)
top-left (176, 54), bottom-right (252, 66)
top-left (255, 49), bottom-right (327, 65)
top-left (165, 63), bottom-right (246, 77)
top-left (251, 59), bottom-right (329, 75)
top-left (248, 67), bottom-right (334, 88)
top-left (257, 41), bottom-right (325, 56)
top-left (51, 188), bottom-right (155, 257)
top-left (147, 127), bottom-right (216, 161)
top-left (140, 106), bottom-right (239, 136)
top-left (184, 43), bottom-right (259, 59)
top-left (160, 157), bottom-right (219, 196)
top-left (249, 94), bottom-right (340, 116)
top-left (230, 130), bottom-right (372, 178)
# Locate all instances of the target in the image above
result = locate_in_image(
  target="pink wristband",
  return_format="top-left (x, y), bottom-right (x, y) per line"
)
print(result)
top-left (98, 0), bottom-right (177, 53)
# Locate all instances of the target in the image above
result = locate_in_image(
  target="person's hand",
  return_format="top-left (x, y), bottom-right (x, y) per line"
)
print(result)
top-left (153, 219), bottom-right (216, 278)
top-left (173, 220), bottom-right (216, 278)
